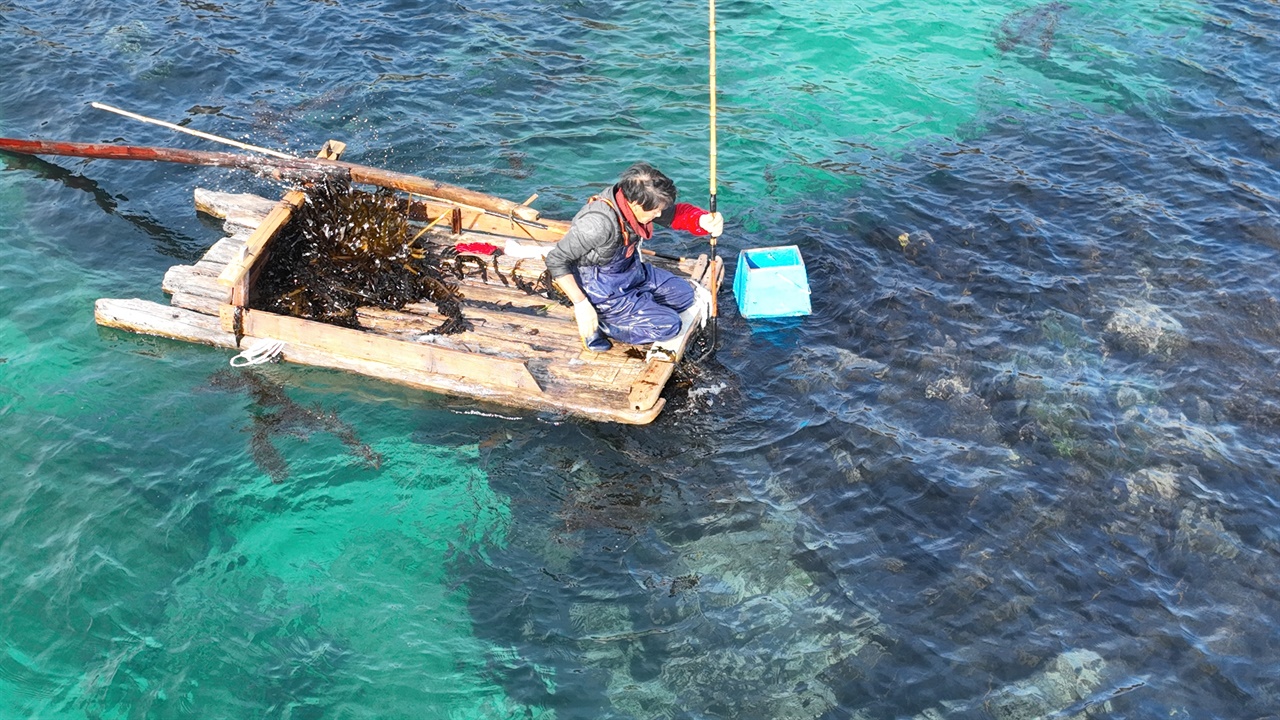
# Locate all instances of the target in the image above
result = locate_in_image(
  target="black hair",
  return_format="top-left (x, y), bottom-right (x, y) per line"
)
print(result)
top-left (616, 162), bottom-right (677, 211)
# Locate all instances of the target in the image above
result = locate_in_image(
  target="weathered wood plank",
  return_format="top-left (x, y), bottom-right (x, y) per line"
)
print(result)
top-left (405, 197), bottom-right (568, 243)
top-left (355, 306), bottom-right (570, 359)
top-left (456, 281), bottom-right (569, 317)
top-left (170, 291), bottom-right (223, 317)
top-left (409, 301), bottom-right (582, 342)
top-left (629, 362), bottom-right (675, 411)
top-left (163, 264), bottom-right (226, 300)
top-left (193, 188), bottom-right (276, 230)
top-left (689, 254), bottom-right (710, 287)
top-left (96, 298), bottom-right (234, 348)
top-left (217, 200), bottom-right (294, 304)
top-left (546, 356), bottom-right (647, 391)
top-left (198, 233), bottom-right (250, 267)
top-left (355, 305), bottom-right (648, 393)
top-left (224, 307), bottom-right (543, 393)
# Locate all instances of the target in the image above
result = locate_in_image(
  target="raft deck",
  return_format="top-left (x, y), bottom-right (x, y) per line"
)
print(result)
top-left (94, 158), bottom-right (721, 424)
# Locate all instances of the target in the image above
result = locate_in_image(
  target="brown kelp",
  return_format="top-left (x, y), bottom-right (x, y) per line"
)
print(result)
top-left (249, 179), bottom-right (469, 333)
top-left (209, 369), bottom-right (382, 483)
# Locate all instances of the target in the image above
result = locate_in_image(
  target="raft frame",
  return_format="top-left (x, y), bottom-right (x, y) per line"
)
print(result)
top-left (94, 141), bottom-right (722, 424)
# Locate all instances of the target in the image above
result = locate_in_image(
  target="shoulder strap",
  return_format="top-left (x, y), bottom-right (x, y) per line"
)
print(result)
top-left (589, 194), bottom-right (631, 244)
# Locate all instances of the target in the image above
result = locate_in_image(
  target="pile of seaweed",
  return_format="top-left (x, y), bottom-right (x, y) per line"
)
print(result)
top-left (249, 179), bottom-right (470, 333)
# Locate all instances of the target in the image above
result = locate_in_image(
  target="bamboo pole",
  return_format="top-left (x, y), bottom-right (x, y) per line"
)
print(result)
top-left (709, 0), bottom-right (718, 208)
top-left (91, 102), bottom-right (297, 159)
top-left (708, 0), bottom-right (721, 336)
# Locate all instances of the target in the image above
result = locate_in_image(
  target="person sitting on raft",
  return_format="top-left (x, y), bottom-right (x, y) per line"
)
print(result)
top-left (546, 162), bottom-right (724, 352)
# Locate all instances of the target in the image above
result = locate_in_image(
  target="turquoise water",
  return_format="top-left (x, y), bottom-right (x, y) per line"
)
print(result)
top-left (4, 1), bottom-right (1280, 718)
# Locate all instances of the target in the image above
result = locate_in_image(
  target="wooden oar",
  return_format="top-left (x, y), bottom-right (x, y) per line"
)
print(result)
top-left (0, 137), bottom-right (542, 222)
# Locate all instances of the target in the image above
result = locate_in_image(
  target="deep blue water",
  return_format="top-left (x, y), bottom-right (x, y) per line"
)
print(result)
top-left (2, 1), bottom-right (1280, 718)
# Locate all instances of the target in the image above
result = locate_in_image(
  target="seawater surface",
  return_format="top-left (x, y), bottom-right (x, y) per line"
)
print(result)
top-left (2, 1), bottom-right (1279, 718)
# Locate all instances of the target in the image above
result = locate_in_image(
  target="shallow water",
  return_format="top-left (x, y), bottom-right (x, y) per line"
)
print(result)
top-left (2, 0), bottom-right (1279, 718)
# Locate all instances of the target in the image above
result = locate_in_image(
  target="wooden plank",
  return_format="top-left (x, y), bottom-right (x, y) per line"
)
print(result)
top-left (365, 304), bottom-right (610, 365)
top-left (688, 254), bottom-right (710, 287)
top-left (546, 356), bottom-right (647, 391)
top-left (225, 307), bottom-right (543, 393)
top-left (358, 300), bottom-right (653, 381)
top-left (96, 298), bottom-right (234, 348)
top-left (455, 282), bottom-right (573, 319)
top-left (163, 264), bottom-right (226, 300)
top-left (355, 306), bottom-right (569, 358)
top-left (401, 301), bottom-right (581, 342)
top-left (193, 189), bottom-right (276, 230)
top-left (194, 235), bottom-right (247, 269)
top-left (405, 197), bottom-right (567, 243)
top-left (628, 362), bottom-right (674, 412)
top-left (708, 255), bottom-right (725, 291)
top-left (170, 291), bottom-right (223, 316)
top-left (356, 305), bottom-right (647, 392)
top-left (95, 298), bottom-right (664, 423)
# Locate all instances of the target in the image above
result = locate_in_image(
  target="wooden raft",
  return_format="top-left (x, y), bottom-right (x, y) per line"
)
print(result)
top-left (94, 153), bottom-right (722, 424)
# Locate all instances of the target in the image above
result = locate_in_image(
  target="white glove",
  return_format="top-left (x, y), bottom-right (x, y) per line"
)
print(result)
top-left (692, 282), bottom-right (713, 328)
top-left (699, 211), bottom-right (724, 237)
top-left (573, 299), bottom-right (599, 338)
top-left (504, 238), bottom-right (553, 259)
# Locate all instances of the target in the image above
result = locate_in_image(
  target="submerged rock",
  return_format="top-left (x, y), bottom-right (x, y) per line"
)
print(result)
top-left (789, 346), bottom-right (888, 395)
top-left (1117, 404), bottom-right (1232, 463)
top-left (984, 649), bottom-right (1108, 720)
top-left (568, 515), bottom-right (885, 720)
top-left (897, 649), bottom-right (1111, 720)
top-left (1104, 300), bottom-right (1188, 359)
top-left (1123, 466), bottom-right (1181, 505)
top-left (1176, 502), bottom-right (1244, 560)
top-left (1107, 465), bottom-right (1244, 560)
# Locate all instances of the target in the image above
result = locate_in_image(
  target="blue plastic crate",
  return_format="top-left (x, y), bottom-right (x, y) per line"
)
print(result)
top-left (732, 245), bottom-right (811, 319)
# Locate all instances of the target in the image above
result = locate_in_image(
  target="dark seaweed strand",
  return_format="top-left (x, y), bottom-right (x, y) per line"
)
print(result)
top-left (208, 368), bottom-right (380, 483)
top-left (248, 179), bottom-right (471, 334)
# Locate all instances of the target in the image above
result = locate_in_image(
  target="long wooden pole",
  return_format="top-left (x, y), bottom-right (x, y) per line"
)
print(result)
top-left (0, 137), bottom-right (339, 180)
top-left (92, 102), bottom-right (297, 159)
top-left (707, 0), bottom-right (721, 343)
top-left (709, 0), bottom-right (718, 212)
top-left (0, 137), bottom-right (542, 221)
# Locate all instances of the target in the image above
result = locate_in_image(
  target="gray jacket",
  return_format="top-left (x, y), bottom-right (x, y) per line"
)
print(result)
top-left (545, 186), bottom-right (677, 278)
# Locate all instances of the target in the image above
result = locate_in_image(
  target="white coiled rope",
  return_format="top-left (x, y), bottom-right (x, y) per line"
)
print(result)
top-left (230, 338), bottom-right (285, 367)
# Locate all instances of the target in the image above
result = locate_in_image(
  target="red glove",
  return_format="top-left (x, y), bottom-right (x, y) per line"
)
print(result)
top-left (455, 242), bottom-right (501, 255)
